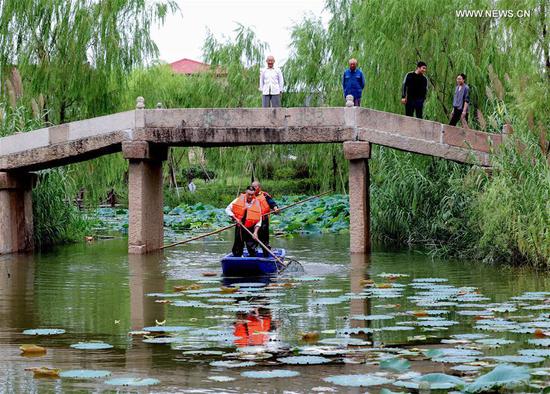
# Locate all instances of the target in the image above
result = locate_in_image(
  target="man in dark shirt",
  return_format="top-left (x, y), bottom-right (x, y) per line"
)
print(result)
top-left (401, 61), bottom-right (428, 119)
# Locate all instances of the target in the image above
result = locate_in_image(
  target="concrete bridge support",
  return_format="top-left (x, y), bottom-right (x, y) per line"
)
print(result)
top-left (0, 172), bottom-right (36, 254)
top-left (344, 142), bottom-right (371, 254)
top-left (123, 142), bottom-right (167, 254)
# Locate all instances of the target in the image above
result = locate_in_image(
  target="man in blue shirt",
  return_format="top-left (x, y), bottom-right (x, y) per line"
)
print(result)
top-left (342, 58), bottom-right (365, 106)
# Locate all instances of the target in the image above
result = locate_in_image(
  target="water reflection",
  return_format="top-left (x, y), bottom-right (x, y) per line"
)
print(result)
top-left (349, 253), bottom-right (373, 343)
top-left (126, 252), bottom-right (167, 372)
top-left (234, 307), bottom-right (274, 347)
top-left (128, 252), bottom-right (166, 330)
top-left (0, 235), bottom-right (549, 392)
top-left (0, 254), bottom-right (35, 335)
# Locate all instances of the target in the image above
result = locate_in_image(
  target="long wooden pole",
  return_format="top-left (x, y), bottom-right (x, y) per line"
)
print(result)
top-left (161, 190), bottom-right (331, 250)
top-left (237, 222), bottom-right (286, 271)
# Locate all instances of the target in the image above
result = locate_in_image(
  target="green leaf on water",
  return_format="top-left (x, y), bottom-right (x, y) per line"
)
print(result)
top-left (379, 357), bottom-right (411, 372)
top-left (465, 364), bottom-right (531, 393)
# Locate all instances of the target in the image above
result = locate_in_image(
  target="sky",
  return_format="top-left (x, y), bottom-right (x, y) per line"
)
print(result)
top-left (151, 0), bottom-right (327, 65)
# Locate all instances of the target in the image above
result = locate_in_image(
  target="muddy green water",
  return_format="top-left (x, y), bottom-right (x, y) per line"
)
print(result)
top-left (1, 234), bottom-right (550, 393)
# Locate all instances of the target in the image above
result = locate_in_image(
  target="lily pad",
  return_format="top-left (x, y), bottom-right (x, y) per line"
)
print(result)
top-left (476, 338), bottom-right (515, 346)
top-left (518, 349), bottom-right (550, 357)
top-left (528, 338), bottom-right (550, 347)
top-left (104, 377), bottom-right (160, 386)
top-left (208, 375), bottom-right (235, 382)
top-left (351, 314), bottom-right (394, 321)
top-left (142, 337), bottom-right (182, 344)
top-left (22, 328), bottom-right (65, 336)
top-left (424, 348), bottom-right (483, 358)
top-left (241, 369), bottom-right (300, 378)
top-left (70, 342), bottom-right (113, 350)
top-left (451, 333), bottom-right (489, 340)
top-left (417, 320), bottom-right (458, 327)
top-left (490, 355), bottom-right (545, 364)
top-left (277, 356), bottom-right (331, 365)
top-left (425, 348), bottom-right (482, 358)
top-left (412, 278), bottom-right (448, 283)
top-left (210, 360), bottom-right (257, 368)
top-left (380, 326), bottom-right (415, 331)
top-left (323, 374), bottom-right (393, 387)
top-left (380, 358), bottom-right (411, 372)
top-left (465, 364), bottom-right (531, 392)
top-left (181, 350), bottom-right (225, 356)
top-left (171, 300), bottom-right (207, 307)
top-left (142, 326), bottom-right (191, 332)
top-left (451, 365), bottom-right (482, 372)
top-left (312, 297), bottom-right (347, 305)
top-left (60, 370), bottom-right (111, 379)
top-left (394, 373), bottom-right (465, 390)
top-left (318, 337), bottom-right (369, 346)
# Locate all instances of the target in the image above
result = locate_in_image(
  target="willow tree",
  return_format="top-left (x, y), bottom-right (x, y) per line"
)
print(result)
top-left (0, 0), bottom-right (178, 123)
top-left (0, 0), bottom-right (178, 248)
top-left (283, 0), bottom-right (549, 263)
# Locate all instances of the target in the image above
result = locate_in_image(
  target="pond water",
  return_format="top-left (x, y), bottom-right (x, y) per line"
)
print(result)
top-left (1, 233), bottom-right (550, 393)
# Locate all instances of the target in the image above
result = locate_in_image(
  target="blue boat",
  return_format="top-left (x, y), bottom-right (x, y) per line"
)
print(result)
top-left (221, 248), bottom-right (286, 276)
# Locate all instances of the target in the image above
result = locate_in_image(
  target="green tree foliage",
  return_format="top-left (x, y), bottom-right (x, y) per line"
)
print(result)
top-left (0, 0), bottom-right (547, 265)
top-left (283, 0), bottom-right (549, 264)
top-left (0, 0), bottom-right (178, 247)
top-left (0, 0), bottom-right (178, 123)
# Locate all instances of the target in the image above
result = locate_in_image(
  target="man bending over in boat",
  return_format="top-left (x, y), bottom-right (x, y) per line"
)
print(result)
top-left (251, 181), bottom-right (278, 256)
top-left (225, 186), bottom-right (262, 257)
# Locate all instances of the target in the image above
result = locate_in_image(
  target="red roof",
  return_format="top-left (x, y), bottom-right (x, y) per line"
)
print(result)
top-left (169, 58), bottom-right (210, 75)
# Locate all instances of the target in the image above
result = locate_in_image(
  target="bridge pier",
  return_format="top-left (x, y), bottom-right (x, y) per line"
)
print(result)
top-left (123, 142), bottom-right (168, 254)
top-left (0, 172), bottom-right (36, 254)
top-left (344, 142), bottom-right (371, 254)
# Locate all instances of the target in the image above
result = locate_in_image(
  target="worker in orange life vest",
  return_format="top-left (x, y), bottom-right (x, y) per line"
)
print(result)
top-left (225, 186), bottom-right (262, 257)
top-left (234, 307), bottom-right (273, 347)
top-left (251, 181), bottom-right (278, 256)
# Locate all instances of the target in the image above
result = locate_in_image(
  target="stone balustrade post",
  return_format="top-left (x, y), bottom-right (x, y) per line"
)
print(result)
top-left (0, 172), bottom-right (36, 254)
top-left (343, 141), bottom-right (371, 254)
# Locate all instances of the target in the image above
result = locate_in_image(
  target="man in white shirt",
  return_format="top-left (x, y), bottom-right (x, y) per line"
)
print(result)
top-left (259, 55), bottom-right (284, 108)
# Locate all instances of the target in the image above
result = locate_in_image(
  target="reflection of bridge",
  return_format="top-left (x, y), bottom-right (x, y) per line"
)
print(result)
top-left (0, 97), bottom-right (504, 255)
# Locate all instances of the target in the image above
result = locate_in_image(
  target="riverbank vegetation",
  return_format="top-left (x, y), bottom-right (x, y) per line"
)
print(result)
top-left (0, 0), bottom-right (548, 265)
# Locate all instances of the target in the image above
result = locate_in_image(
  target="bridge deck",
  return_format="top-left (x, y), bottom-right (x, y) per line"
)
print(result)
top-left (0, 107), bottom-right (503, 171)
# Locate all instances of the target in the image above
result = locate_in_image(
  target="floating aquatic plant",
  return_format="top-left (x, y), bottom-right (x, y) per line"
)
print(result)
top-left (241, 369), bottom-right (300, 378)
top-left (379, 358), bottom-right (411, 372)
top-left (394, 373), bottom-right (465, 390)
top-left (465, 364), bottom-right (531, 392)
top-left (210, 360), bottom-right (257, 368)
top-left (22, 328), bottom-right (65, 336)
top-left (69, 342), bottom-right (113, 350)
top-left (277, 356), bottom-right (331, 365)
top-left (60, 370), bottom-right (111, 379)
top-left (323, 374), bottom-right (393, 387)
top-left (104, 377), bottom-right (160, 386)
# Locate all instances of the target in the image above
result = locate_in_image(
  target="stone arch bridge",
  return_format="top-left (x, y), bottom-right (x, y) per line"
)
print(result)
top-left (0, 98), bottom-right (504, 255)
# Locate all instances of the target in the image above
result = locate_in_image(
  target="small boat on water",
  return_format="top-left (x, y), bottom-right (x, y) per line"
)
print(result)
top-left (221, 248), bottom-right (286, 276)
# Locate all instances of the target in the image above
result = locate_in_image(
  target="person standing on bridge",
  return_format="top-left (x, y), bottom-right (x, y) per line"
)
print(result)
top-left (251, 181), bottom-right (278, 256)
top-left (449, 73), bottom-right (470, 129)
top-left (342, 58), bottom-right (365, 106)
top-left (225, 186), bottom-right (262, 257)
top-left (259, 55), bottom-right (284, 108)
top-left (401, 61), bottom-right (428, 119)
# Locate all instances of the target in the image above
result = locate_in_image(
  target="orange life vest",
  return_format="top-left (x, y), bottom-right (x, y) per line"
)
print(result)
top-left (234, 315), bottom-right (270, 346)
top-left (231, 194), bottom-right (262, 227)
top-left (256, 192), bottom-right (272, 216)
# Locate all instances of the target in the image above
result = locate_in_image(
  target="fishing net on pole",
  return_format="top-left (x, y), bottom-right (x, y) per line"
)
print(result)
top-left (280, 257), bottom-right (305, 274)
